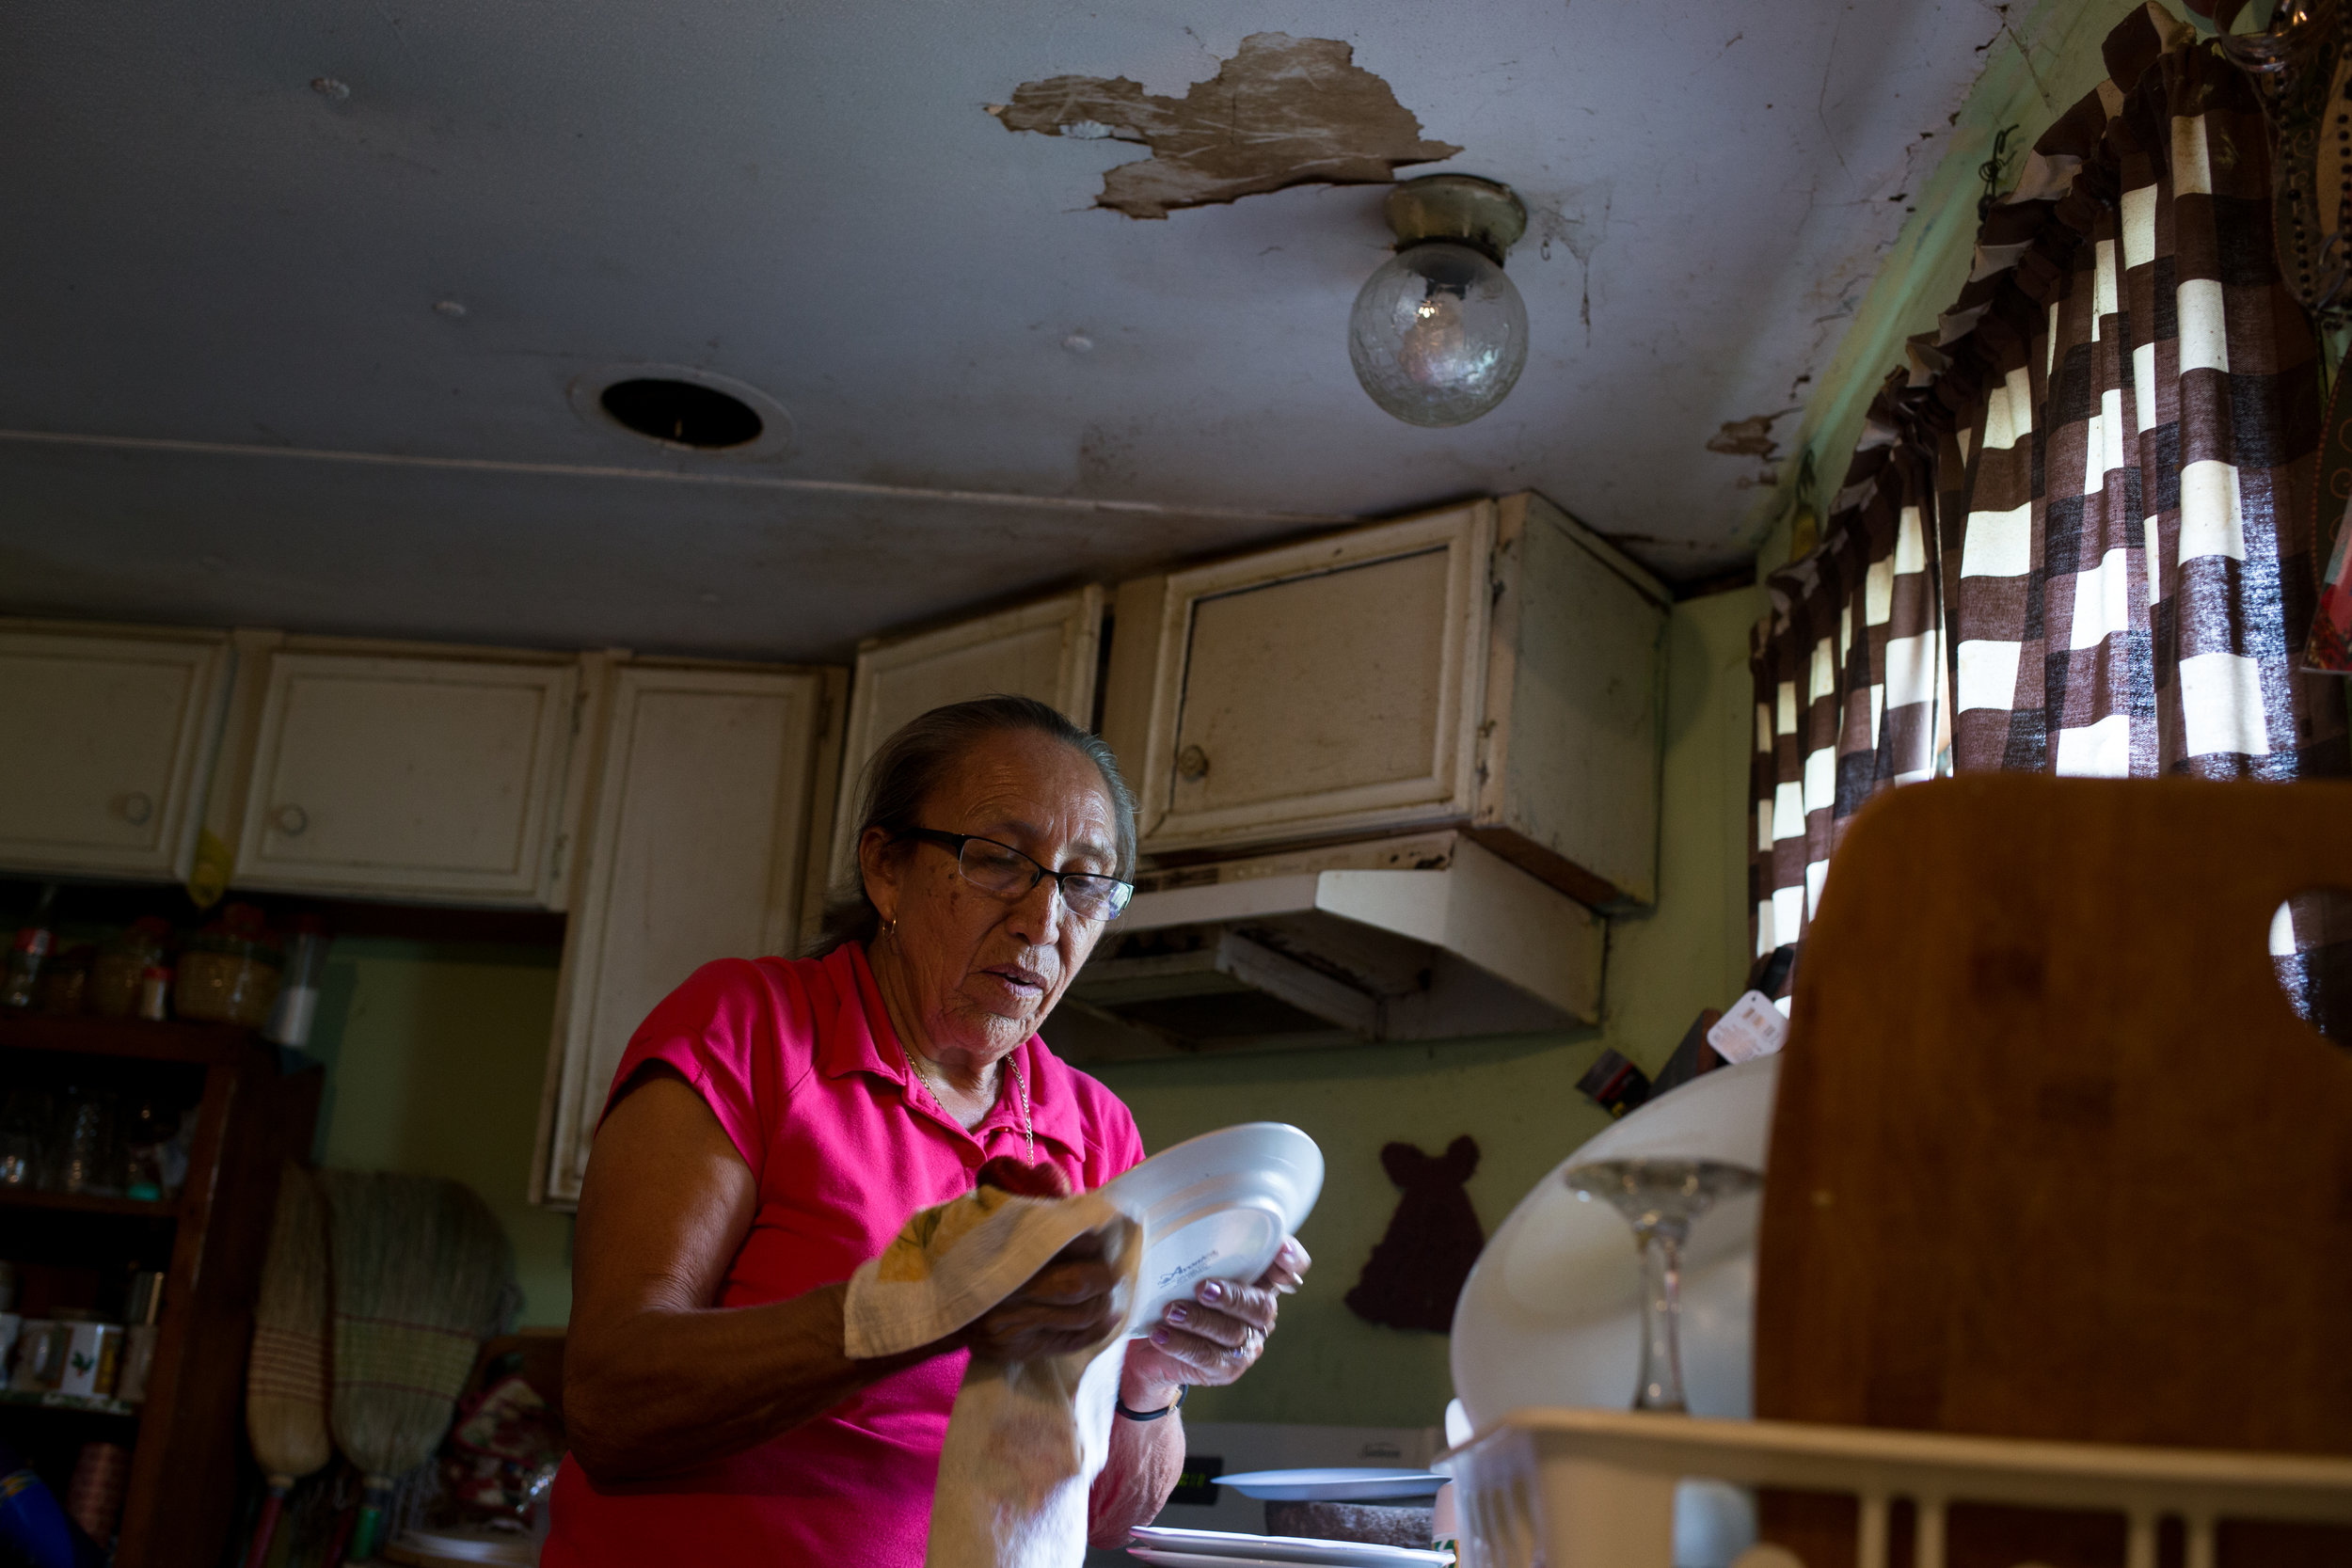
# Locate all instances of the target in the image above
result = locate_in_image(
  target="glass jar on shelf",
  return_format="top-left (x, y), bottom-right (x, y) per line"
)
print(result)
top-left (90, 918), bottom-right (171, 1019)
top-left (175, 905), bottom-right (281, 1027)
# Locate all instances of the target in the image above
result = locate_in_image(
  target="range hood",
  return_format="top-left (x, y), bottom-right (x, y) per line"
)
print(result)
top-left (1042, 832), bottom-right (1602, 1062)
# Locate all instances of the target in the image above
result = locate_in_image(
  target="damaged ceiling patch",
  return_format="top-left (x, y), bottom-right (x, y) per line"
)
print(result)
top-left (988, 33), bottom-right (1461, 220)
top-left (1706, 412), bottom-right (1793, 459)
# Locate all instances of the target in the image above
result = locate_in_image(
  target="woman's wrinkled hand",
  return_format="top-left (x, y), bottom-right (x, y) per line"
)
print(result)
top-left (1124, 1237), bottom-right (1311, 1394)
top-left (960, 1228), bottom-right (1126, 1363)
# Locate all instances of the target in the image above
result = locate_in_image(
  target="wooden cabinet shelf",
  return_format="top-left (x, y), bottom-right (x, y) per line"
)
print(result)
top-left (0, 1389), bottom-right (139, 1419)
top-left (0, 1187), bottom-right (180, 1219)
top-left (0, 1016), bottom-right (319, 1568)
top-left (0, 1014), bottom-right (254, 1065)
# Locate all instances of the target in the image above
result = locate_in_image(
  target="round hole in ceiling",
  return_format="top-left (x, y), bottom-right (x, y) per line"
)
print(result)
top-left (569, 363), bottom-right (795, 460)
top-left (601, 377), bottom-right (763, 449)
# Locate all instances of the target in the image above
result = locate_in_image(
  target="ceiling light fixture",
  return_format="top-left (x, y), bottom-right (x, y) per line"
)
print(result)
top-left (1348, 174), bottom-right (1529, 428)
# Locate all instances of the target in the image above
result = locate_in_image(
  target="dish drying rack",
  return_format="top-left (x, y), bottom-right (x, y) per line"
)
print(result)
top-left (1443, 1408), bottom-right (2352, 1568)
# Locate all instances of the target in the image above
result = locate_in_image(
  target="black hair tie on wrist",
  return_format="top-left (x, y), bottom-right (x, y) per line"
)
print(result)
top-left (1115, 1386), bottom-right (1187, 1421)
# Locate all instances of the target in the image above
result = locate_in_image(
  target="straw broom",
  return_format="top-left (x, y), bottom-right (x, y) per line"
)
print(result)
top-left (242, 1163), bottom-right (331, 1568)
top-left (322, 1172), bottom-right (514, 1562)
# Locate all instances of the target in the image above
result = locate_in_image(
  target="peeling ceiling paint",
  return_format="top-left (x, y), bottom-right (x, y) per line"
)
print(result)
top-left (1706, 413), bottom-right (1792, 460)
top-left (991, 33), bottom-right (1459, 220)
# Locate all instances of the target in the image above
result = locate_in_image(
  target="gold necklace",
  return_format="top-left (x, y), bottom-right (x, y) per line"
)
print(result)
top-left (899, 1039), bottom-right (1033, 1164)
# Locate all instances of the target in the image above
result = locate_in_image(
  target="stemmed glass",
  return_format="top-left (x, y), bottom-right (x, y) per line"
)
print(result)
top-left (1565, 1159), bottom-right (1762, 1413)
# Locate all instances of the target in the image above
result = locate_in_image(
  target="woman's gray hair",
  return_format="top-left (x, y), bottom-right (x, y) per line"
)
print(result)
top-left (807, 694), bottom-right (1138, 958)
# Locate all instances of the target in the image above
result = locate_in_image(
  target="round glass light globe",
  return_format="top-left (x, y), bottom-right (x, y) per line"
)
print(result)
top-left (1348, 242), bottom-right (1529, 427)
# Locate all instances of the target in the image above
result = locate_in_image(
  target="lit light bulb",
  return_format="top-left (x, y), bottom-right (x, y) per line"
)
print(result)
top-left (1350, 242), bottom-right (1528, 427)
top-left (1346, 176), bottom-right (1531, 428)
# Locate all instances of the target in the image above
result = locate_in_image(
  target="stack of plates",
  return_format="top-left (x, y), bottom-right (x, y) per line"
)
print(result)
top-left (1126, 1525), bottom-right (1451, 1567)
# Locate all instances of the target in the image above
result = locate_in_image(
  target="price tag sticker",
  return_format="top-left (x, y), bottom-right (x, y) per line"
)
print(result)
top-left (1707, 990), bottom-right (1789, 1064)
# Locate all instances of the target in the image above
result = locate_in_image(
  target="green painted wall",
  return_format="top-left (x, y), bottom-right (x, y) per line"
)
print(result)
top-left (302, 939), bottom-right (576, 1328)
top-left (294, 583), bottom-right (1765, 1425)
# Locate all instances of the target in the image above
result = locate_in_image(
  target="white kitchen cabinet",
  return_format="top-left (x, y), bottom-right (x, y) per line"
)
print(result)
top-left (825, 586), bottom-right (1104, 886)
top-left (230, 649), bottom-right (587, 905)
top-left (534, 660), bottom-right (845, 1205)
top-left (1102, 494), bottom-right (1669, 906)
top-left (0, 622), bottom-right (233, 880)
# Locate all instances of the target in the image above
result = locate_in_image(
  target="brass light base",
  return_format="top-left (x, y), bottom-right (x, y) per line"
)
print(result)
top-left (1384, 174), bottom-right (1527, 266)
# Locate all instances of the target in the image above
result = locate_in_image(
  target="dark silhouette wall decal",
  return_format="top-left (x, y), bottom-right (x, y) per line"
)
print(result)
top-left (1344, 1135), bottom-right (1484, 1333)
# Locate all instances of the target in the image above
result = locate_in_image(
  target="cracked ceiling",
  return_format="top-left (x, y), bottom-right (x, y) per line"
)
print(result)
top-left (3, 0), bottom-right (2010, 657)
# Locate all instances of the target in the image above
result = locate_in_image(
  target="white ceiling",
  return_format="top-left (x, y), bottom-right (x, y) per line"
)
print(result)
top-left (1, 0), bottom-right (2000, 658)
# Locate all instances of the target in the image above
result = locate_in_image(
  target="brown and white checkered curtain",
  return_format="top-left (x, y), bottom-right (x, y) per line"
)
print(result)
top-left (1752, 4), bottom-right (2350, 957)
top-left (1752, 438), bottom-right (1947, 956)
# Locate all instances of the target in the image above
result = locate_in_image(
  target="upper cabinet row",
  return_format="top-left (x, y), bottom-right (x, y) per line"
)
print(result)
top-left (0, 494), bottom-right (1667, 917)
top-left (0, 628), bottom-right (840, 919)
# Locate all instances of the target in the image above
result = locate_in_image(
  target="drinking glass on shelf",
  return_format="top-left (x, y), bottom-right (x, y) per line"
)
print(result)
top-left (0, 1088), bottom-right (53, 1188)
top-left (56, 1086), bottom-right (121, 1197)
top-left (1565, 1158), bottom-right (1762, 1414)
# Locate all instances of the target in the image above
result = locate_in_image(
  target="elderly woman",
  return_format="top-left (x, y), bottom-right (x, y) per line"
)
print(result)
top-left (547, 696), bottom-right (1310, 1564)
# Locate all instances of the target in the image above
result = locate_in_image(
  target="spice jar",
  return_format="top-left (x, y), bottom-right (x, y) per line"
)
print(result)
top-left (90, 918), bottom-right (170, 1019)
top-left (137, 966), bottom-right (172, 1022)
top-left (175, 905), bottom-right (281, 1026)
top-left (34, 944), bottom-right (93, 1016)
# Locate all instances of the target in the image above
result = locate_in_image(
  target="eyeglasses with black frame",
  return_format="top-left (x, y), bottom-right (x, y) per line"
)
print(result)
top-left (898, 828), bottom-right (1134, 922)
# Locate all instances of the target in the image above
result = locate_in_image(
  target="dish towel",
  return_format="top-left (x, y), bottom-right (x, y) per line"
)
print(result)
top-left (845, 1165), bottom-right (1142, 1568)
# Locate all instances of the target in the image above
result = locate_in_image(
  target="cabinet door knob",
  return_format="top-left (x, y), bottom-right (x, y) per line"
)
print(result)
top-left (273, 804), bottom-right (310, 836)
top-left (119, 792), bottom-right (153, 826)
top-left (1176, 744), bottom-right (1211, 784)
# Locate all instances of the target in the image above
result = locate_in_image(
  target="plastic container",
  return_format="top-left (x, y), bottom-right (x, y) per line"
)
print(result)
top-left (264, 914), bottom-right (331, 1048)
top-left (115, 1323), bottom-right (159, 1404)
top-left (59, 1323), bottom-right (122, 1398)
top-left (9, 1319), bottom-right (67, 1391)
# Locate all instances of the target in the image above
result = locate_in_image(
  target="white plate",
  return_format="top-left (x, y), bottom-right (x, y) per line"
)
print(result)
top-left (1447, 1055), bottom-right (1779, 1428)
top-left (1129, 1526), bottom-right (1450, 1564)
top-left (1125, 1550), bottom-right (1447, 1568)
top-left (1100, 1123), bottom-right (1322, 1335)
top-left (1213, 1467), bottom-right (1443, 1502)
top-left (385, 1526), bottom-right (540, 1564)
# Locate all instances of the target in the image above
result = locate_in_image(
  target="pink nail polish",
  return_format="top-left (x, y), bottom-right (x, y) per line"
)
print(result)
top-left (1151, 1327), bottom-right (1170, 1347)
top-left (1200, 1280), bottom-right (1225, 1304)
top-left (1167, 1303), bottom-right (1188, 1323)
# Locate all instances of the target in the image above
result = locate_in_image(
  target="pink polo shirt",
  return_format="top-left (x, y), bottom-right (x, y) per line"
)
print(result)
top-left (544, 942), bottom-right (1146, 1568)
